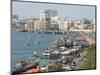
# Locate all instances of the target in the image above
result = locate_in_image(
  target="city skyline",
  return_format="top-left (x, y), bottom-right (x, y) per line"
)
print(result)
top-left (12, 1), bottom-right (96, 20)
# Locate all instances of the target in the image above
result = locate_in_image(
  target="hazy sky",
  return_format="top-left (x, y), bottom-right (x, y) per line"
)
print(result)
top-left (12, 1), bottom-right (96, 20)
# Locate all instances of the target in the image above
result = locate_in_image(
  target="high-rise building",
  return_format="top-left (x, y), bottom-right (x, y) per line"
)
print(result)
top-left (40, 9), bottom-right (58, 31)
top-left (40, 9), bottom-right (58, 20)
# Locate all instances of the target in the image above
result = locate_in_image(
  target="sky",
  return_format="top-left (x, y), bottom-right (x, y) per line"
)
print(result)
top-left (12, 1), bottom-right (96, 20)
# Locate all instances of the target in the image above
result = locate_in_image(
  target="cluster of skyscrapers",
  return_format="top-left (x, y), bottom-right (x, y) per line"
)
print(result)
top-left (12, 9), bottom-right (95, 33)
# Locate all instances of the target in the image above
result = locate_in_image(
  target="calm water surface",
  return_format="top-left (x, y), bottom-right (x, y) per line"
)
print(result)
top-left (12, 32), bottom-right (63, 70)
top-left (11, 31), bottom-right (95, 70)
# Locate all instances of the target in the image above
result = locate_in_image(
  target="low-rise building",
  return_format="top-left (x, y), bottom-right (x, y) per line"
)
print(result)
top-left (26, 18), bottom-right (34, 32)
top-left (34, 19), bottom-right (47, 32)
top-left (59, 19), bottom-right (70, 32)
